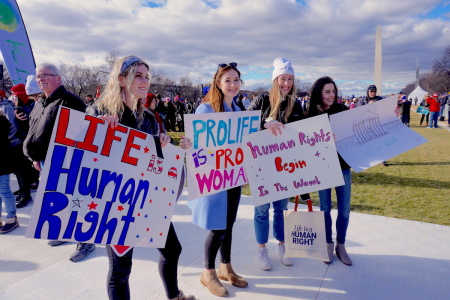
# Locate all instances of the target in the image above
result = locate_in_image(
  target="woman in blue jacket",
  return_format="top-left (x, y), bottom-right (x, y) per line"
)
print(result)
top-left (183, 63), bottom-right (248, 297)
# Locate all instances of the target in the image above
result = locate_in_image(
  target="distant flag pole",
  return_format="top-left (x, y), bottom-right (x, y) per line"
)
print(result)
top-left (0, 0), bottom-right (36, 84)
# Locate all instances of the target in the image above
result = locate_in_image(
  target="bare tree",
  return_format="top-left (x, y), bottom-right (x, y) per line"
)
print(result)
top-left (177, 76), bottom-right (195, 99)
top-left (105, 50), bottom-right (120, 71)
top-left (429, 45), bottom-right (450, 92)
top-left (254, 86), bottom-right (268, 96)
top-left (0, 61), bottom-right (13, 95)
top-left (150, 68), bottom-right (169, 96)
top-left (164, 77), bottom-right (178, 97)
top-left (60, 63), bottom-right (101, 97)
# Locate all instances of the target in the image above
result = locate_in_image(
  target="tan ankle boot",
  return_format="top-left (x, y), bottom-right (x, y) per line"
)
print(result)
top-left (200, 269), bottom-right (228, 297)
top-left (335, 243), bottom-right (352, 266)
top-left (217, 263), bottom-right (248, 288)
top-left (168, 289), bottom-right (196, 300)
top-left (324, 242), bottom-right (334, 264)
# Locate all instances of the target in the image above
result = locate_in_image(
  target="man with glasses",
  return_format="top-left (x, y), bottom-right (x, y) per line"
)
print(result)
top-left (364, 84), bottom-right (383, 104)
top-left (23, 63), bottom-right (95, 262)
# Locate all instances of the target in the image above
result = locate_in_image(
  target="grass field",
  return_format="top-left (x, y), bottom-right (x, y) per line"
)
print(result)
top-left (169, 110), bottom-right (450, 226)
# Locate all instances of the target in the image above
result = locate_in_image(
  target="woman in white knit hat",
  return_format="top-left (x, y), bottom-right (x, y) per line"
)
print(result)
top-left (247, 57), bottom-right (310, 270)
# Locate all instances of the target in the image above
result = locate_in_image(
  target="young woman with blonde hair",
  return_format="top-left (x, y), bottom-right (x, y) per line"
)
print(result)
top-left (87, 55), bottom-right (195, 300)
top-left (247, 57), bottom-right (309, 270)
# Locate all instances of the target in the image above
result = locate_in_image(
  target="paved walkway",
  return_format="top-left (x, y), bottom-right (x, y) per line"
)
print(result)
top-left (1, 176), bottom-right (450, 300)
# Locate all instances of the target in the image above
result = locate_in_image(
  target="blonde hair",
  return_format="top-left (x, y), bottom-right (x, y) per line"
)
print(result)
top-left (268, 78), bottom-right (296, 122)
top-left (203, 65), bottom-right (242, 112)
top-left (96, 55), bottom-right (149, 127)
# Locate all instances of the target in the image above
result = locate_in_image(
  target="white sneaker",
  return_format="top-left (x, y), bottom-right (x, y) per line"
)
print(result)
top-left (278, 244), bottom-right (293, 266)
top-left (258, 247), bottom-right (272, 270)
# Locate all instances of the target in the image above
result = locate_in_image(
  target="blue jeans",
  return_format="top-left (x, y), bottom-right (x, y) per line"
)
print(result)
top-left (0, 174), bottom-right (17, 219)
top-left (439, 106), bottom-right (445, 118)
top-left (318, 169), bottom-right (352, 244)
top-left (429, 111), bottom-right (439, 128)
top-left (254, 198), bottom-right (288, 244)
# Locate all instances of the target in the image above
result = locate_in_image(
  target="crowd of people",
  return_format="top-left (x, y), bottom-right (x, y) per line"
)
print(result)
top-left (1, 55), bottom-right (449, 300)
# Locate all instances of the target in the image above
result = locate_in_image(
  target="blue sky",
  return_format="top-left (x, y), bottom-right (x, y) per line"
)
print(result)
top-left (9, 0), bottom-right (450, 97)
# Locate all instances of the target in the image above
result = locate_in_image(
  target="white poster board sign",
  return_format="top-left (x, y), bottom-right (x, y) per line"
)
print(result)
top-left (330, 96), bottom-right (428, 172)
top-left (184, 111), bottom-right (260, 200)
top-left (26, 107), bottom-right (185, 251)
top-left (243, 114), bottom-right (344, 206)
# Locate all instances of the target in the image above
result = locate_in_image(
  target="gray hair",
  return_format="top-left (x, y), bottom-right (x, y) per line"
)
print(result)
top-left (36, 63), bottom-right (61, 76)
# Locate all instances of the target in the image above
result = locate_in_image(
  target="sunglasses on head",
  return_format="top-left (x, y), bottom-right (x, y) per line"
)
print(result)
top-left (218, 62), bottom-right (237, 68)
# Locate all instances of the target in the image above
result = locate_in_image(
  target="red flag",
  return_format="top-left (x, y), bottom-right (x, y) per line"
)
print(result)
top-left (95, 85), bottom-right (101, 98)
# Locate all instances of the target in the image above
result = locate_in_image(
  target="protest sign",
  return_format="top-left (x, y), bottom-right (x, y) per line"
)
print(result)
top-left (26, 107), bottom-right (185, 251)
top-left (416, 106), bottom-right (429, 115)
top-left (184, 111), bottom-right (260, 200)
top-left (330, 96), bottom-right (428, 172)
top-left (243, 114), bottom-right (344, 206)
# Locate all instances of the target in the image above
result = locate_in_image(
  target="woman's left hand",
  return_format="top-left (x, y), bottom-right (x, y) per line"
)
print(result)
top-left (264, 120), bottom-right (285, 136)
top-left (179, 136), bottom-right (192, 151)
top-left (159, 133), bottom-right (171, 148)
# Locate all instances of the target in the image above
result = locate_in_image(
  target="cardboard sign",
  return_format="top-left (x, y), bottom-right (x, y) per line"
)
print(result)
top-left (330, 96), bottom-right (428, 172)
top-left (26, 107), bottom-right (185, 251)
top-left (243, 114), bottom-right (344, 206)
top-left (416, 106), bottom-right (429, 115)
top-left (184, 111), bottom-right (260, 200)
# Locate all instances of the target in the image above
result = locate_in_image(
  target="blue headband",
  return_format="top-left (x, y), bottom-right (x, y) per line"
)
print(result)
top-left (121, 56), bottom-right (142, 74)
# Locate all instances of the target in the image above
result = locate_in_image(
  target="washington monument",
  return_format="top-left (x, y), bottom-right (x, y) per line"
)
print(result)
top-left (374, 25), bottom-right (382, 96)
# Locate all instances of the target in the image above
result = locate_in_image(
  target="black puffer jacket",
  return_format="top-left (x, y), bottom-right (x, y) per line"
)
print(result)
top-left (247, 94), bottom-right (305, 129)
top-left (24, 86), bottom-right (86, 161)
top-left (0, 115), bottom-right (13, 175)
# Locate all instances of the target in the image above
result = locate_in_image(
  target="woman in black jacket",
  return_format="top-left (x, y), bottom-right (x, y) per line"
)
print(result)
top-left (0, 111), bottom-right (20, 233)
top-left (305, 76), bottom-right (353, 266)
top-left (87, 55), bottom-right (195, 300)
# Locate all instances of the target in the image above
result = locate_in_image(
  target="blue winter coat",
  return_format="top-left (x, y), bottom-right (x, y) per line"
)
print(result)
top-left (187, 100), bottom-right (242, 230)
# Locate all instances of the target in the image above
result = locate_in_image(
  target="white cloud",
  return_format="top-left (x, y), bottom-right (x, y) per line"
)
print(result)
top-left (14, 0), bottom-right (450, 96)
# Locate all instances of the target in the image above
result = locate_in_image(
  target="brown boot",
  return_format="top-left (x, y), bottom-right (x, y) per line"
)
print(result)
top-left (324, 242), bottom-right (334, 264)
top-left (335, 243), bottom-right (352, 266)
top-left (168, 290), bottom-right (196, 300)
top-left (200, 269), bottom-right (228, 297)
top-left (217, 263), bottom-right (248, 288)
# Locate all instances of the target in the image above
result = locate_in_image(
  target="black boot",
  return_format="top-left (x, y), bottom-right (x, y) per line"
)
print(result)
top-left (15, 175), bottom-right (33, 208)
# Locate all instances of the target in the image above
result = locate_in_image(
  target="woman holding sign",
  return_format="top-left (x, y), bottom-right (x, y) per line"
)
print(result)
top-left (87, 56), bottom-right (195, 300)
top-left (305, 76), bottom-right (352, 266)
top-left (180, 63), bottom-right (248, 297)
top-left (247, 57), bottom-right (309, 270)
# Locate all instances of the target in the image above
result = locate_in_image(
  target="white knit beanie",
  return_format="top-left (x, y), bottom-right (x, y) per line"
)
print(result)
top-left (25, 75), bottom-right (42, 95)
top-left (272, 57), bottom-right (295, 81)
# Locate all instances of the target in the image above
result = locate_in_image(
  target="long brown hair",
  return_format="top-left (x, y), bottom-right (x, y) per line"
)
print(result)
top-left (203, 65), bottom-right (242, 112)
top-left (307, 76), bottom-right (338, 117)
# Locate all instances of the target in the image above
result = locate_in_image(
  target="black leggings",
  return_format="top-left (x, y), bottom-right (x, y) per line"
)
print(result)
top-left (420, 113), bottom-right (429, 124)
top-left (106, 223), bottom-right (182, 299)
top-left (204, 187), bottom-right (241, 269)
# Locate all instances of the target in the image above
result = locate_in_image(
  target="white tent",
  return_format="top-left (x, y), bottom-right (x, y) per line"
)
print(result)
top-left (408, 85), bottom-right (428, 105)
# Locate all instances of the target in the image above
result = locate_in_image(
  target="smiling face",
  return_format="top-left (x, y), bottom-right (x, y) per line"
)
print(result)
top-left (36, 67), bottom-right (61, 97)
top-left (277, 74), bottom-right (294, 96)
top-left (121, 64), bottom-right (150, 103)
top-left (217, 69), bottom-right (241, 100)
top-left (321, 83), bottom-right (336, 109)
